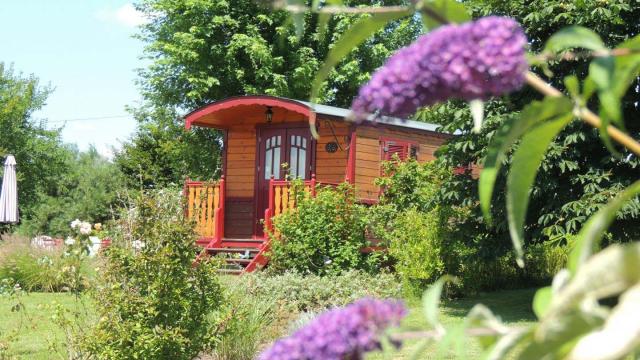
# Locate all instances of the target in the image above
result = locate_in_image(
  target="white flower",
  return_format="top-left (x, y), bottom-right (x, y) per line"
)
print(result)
top-left (132, 240), bottom-right (145, 250)
top-left (70, 219), bottom-right (81, 229)
top-left (79, 222), bottom-right (92, 235)
top-left (64, 237), bottom-right (76, 245)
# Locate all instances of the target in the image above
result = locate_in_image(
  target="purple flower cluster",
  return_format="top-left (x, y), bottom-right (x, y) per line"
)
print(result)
top-left (351, 16), bottom-right (528, 119)
top-left (258, 298), bottom-right (407, 360)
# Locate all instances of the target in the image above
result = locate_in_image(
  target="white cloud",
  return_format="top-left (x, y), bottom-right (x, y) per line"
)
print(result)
top-left (96, 3), bottom-right (150, 28)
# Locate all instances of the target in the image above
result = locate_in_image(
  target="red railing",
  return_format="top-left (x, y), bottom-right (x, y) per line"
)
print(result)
top-left (184, 176), bottom-right (225, 248)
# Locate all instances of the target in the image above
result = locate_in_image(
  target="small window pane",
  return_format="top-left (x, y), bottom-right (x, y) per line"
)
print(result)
top-left (273, 147), bottom-right (281, 179)
top-left (265, 149), bottom-right (272, 179)
top-left (290, 148), bottom-right (298, 178)
top-left (277, 136), bottom-right (281, 146)
top-left (298, 148), bottom-right (306, 179)
top-left (302, 138), bottom-right (307, 148)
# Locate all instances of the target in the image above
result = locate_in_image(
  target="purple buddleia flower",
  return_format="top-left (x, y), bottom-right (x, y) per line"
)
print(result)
top-left (258, 298), bottom-right (407, 360)
top-left (351, 16), bottom-right (528, 119)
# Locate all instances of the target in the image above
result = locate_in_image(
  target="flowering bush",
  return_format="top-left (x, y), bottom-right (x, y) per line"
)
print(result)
top-left (351, 16), bottom-right (527, 119)
top-left (258, 298), bottom-right (406, 360)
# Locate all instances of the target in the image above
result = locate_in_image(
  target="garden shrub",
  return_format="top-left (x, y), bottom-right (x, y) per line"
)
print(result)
top-left (376, 158), bottom-right (451, 213)
top-left (208, 290), bottom-right (278, 360)
top-left (0, 236), bottom-right (93, 292)
top-left (204, 270), bottom-right (401, 359)
top-left (386, 208), bottom-right (447, 296)
top-left (80, 189), bottom-right (223, 360)
top-left (449, 242), bottom-right (569, 295)
top-left (372, 160), bottom-right (468, 294)
top-left (372, 158), bottom-right (568, 296)
top-left (235, 270), bottom-right (402, 313)
top-left (268, 183), bottom-right (382, 275)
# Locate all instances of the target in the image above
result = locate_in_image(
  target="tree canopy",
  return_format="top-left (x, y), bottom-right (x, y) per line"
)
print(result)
top-left (0, 64), bottom-right (70, 224)
top-left (426, 1), bottom-right (640, 251)
top-left (115, 0), bottom-right (421, 187)
top-left (0, 63), bottom-right (125, 237)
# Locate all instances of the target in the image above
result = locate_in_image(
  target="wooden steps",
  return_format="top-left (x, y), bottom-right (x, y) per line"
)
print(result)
top-left (202, 238), bottom-right (264, 274)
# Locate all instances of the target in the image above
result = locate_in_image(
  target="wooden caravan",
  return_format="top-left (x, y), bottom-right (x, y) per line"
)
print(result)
top-left (184, 95), bottom-right (449, 272)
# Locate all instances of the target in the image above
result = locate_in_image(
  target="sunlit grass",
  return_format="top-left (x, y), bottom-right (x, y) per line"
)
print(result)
top-left (368, 288), bottom-right (537, 359)
top-left (0, 292), bottom-right (91, 360)
top-left (0, 288), bottom-right (536, 359)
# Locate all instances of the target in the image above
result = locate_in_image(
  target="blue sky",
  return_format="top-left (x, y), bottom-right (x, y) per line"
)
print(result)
top-left (0, 1), bottom-right (149, 157)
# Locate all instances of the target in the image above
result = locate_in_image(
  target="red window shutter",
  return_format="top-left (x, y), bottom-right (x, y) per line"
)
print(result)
top-left (382, 140), bottom-right (416, 162)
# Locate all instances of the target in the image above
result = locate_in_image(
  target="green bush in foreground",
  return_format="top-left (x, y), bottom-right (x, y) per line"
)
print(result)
top-left (80, 189), bottom-right (223, 360)
top-left (268, 183), bottom-right (383, 275)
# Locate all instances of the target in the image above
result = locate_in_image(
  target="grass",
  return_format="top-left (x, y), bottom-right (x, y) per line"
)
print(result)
top-left (369, 288), bottom-right (537, 359)
top-left (0, 292), bottom-right (92, 360)
top-left (0, 288), bottom-right (537, 359)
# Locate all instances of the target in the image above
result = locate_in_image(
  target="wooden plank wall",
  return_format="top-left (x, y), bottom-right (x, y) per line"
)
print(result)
top-left (315, 117), bottom-right (350, 184)
top-left (225, 111), bottom-right (307, 198)
top-left (224, 110), bottom-right (306, 237)
top-left (354, 125), bottom-right (450, 201)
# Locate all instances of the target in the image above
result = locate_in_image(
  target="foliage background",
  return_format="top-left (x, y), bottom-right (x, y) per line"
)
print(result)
top-left (115, 0), bottom-right (421, 187)
top-left (422, 1), bottom-right (640, 256)
top-left (0, 64), bottom-right (123, 238)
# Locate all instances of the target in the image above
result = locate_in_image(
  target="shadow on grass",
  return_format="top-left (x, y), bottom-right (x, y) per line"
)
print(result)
top-left (442, 288), bottom-right (537, 323)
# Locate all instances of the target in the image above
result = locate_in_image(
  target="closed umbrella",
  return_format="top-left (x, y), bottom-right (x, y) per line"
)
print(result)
top-left (0, 155), bottom-right (19, 223)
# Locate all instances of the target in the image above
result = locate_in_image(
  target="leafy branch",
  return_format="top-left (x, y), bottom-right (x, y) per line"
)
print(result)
top-left (524, 71), bottom-right (640, 156)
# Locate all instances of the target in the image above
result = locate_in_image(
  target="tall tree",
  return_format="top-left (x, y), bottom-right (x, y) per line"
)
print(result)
top-left (426, 1), bottom-right (640, 253)
top-left (0, 64), bottom-right (72, 225)
top-left (115, 0), bottom-right (421, 186)
top-left (19, 146), bottom-right (126, 237)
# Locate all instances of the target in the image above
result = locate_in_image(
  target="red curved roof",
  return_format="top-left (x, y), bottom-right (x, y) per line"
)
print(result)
top-left (185, 95), bottom-right (313, 129)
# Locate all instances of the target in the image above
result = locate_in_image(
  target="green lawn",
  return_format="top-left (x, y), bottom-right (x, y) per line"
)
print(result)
top-left (0, 288), bottom-right (536, 359)
top-left (369, 288), bottom-right (537, 359)
top-left (0, 292), bottom-right (92, 360)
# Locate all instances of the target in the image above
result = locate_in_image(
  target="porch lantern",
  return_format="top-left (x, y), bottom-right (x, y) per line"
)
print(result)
top-left (265, 106), bottom-right (273, 124)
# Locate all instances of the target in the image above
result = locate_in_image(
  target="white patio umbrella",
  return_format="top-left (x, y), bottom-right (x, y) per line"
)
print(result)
top-left (0, 155), bottom-right (19, 223)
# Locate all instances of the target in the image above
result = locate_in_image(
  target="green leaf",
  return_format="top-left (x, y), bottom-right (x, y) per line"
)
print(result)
top-left (285, 0), bottom-right (306, 39)
top-left (467, 304), bottom-right (506, 350)
top-left (435, 323), bottom-right (467, 360)
top-left (590, 56), bottom-right (624, 157)
top-left (479, 97), bottom-right (572, 222)
top-left (532, 286), bottom-right (552, 319)
top-left (547, 243), bottom-right (640, 319)
top-left (522, 311), bottom-right (604, 360)
top-left (582, 75), bottom-right (597, 102)
top-left (422, 275), bottom-right (455, 328)
top-left (569, 283), bottom-right (640, 360)
top-left (568, 180), bottom-right (640, 275)
top-left (612, 34), bottom-right (640, 98)
top-left (544, 26), bottom-right (606, 53)
top-left (484, 329), bottom-right (531, 360)
top-left (315, 0), bottom-right (343, 39)
top-left (310, 10), bottom-right (411, 104)
top-left (507, 112), bottom-right (573, 267)
top-left (420, 0), bottom-right (470, 31)
top-left (563, 75), bottom-right (580, 100)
